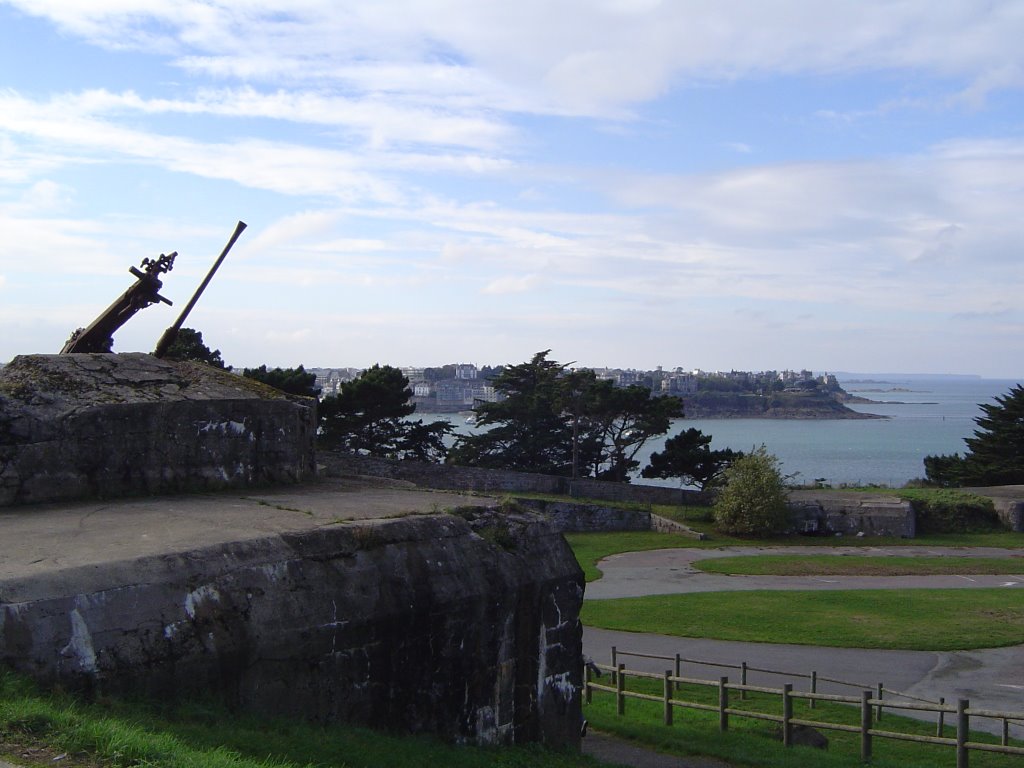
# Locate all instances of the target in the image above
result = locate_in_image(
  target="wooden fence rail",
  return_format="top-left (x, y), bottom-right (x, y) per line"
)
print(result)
top-left (609, 645), bottom-right (1024, 734)
top-left (587, 661), bottom-right (1024, 768)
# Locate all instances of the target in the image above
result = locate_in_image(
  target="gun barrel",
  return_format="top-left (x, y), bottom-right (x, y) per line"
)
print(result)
top-left (153, 220), bottom-right (246, 358)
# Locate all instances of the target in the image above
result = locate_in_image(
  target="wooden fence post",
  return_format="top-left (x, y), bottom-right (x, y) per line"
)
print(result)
top-left (675, 653), bottom-right (682, 691)
top-left (937, 696), bottom-right (945, 737)
top-left (664, 670), bottom-right (673, 726)
top-left (585, 662), bottom-right (592, 704)
top-left (876, 682), bottom-right (883, 721)
top-left (956, 699), bottom-right (969, 768)
top-left (740, 661), bottom-right (748, 700)
top-left (860, 690), bottom-right (873, 762)
top-left (719, 676), bottom-right (729, 732)
top-left (611, 646), bottom-right (617, 684)
top-left (616, 664), bottom-right (626, 716)
top-left (782, 683), bottom-right (793, 747)
top-left (1001, 718), bottom-right (1009, 747)
top-left (810, 670), bottom-right (817, 710)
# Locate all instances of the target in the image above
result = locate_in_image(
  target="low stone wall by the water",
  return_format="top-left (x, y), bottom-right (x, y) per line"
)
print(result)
top-left (0, 511), bottom-right (584, 748)
top-left (322, 452), bottom-right (706, 506)
top-left (0, 353), bottom-right (316, 506)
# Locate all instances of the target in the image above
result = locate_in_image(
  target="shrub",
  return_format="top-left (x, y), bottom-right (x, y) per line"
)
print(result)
top-left (898, 489), bottom-right (1003, 533)
top-left (712, 446), bottom-right (790, 536)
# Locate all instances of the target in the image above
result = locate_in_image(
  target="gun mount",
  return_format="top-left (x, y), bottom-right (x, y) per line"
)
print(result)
top-left (60, 252), bottom-right (177, 354)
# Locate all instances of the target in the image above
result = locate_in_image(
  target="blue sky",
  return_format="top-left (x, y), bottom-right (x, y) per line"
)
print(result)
top-left (1, 1), bottom-right (1023, 376)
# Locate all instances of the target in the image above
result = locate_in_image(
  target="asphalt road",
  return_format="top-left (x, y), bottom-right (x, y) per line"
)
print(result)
top-left (582, 545), bottom-right (1024, 738)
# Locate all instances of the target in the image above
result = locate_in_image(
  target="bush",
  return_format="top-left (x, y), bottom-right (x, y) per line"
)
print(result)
top-left (712, 446), bottom-right (790, 537)
top-left (898, 489), bottom-right (1003, 533)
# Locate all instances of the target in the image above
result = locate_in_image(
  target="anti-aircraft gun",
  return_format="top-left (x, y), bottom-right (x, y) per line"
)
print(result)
top-left (60, 253), bottom-right (177, 353)
top-left (59, 221), bottom-right (247, 356)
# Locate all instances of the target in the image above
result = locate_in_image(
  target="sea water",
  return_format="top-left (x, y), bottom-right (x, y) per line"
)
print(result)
top-left (442, 376), bottom-right (1022, 489)
top-left (635, 377), bottom-right (1023, 488)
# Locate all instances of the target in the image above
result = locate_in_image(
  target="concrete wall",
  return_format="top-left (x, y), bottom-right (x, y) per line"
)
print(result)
top-left (0, 353), bottom-right (316, 506)
top-left (0, 511), bottom-right (584, 748)
top-left (787, 491), bottom-right (916, 538)
top-left (512, 497), bottom-right (652, 533)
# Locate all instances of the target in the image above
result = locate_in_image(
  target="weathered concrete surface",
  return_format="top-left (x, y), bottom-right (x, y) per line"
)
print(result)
top-left (966, 485), bottom-right (1024, 532)
top-left (787, 490), bottom-right (915, 537)
top-left (0, 353), bottom-right (316, 506)
top-left (0, 482), bottom-right (584, 748)
top-left (511, 497), bottom-right (652, 534)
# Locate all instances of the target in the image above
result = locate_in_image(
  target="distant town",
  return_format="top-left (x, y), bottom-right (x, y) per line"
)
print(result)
top-left (308, 364), bottom-right (847, 414)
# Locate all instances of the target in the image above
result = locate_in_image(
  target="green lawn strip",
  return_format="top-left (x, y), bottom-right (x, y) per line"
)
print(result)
top-left (0, 673), bottom-right (598, 768)
top-left (581, 589), bottom-right (1024, 651)
top-left (696, 554), bottom-right (1024, 576)
top-left (585, 675), bottom-right (1021, 768)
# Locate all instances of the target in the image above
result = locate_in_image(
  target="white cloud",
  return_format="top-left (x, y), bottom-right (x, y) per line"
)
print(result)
top-left (481, 273), bottom-right (543, 294)
top-left (7, 1), bottom-right (1024, 116)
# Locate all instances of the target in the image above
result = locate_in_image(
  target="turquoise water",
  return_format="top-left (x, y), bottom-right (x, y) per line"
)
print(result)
top-left (636, 378), bottom-right (1023, 488)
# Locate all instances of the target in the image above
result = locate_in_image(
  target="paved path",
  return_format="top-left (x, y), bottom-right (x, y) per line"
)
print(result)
top-left (586, 545), bottom-right (1024, 599)
top-left (583, 545), bottom-right (1024, 739)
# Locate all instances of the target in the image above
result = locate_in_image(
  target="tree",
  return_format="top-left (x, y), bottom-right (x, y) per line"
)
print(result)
top-left (449, 351), bottom-right (573, 474)
top-left (573, 377), bottom-right (683, 481)
top-left (243, 364), bottom-right (319, 398)
top-left (712, 445), bottom-right (790, 536)
top-left (449, 351), bottom-right (680, 480)
top-left (319, 364), bottom-right (451, 461)
top-left (641, 428), bottom-right (742, 491)
top-left (161, 328), bottom-right (228, 368)
top-left (925, 384), bottom-right (1024, 486)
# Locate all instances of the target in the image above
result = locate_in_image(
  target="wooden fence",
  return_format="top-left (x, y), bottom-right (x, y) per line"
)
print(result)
top-left (587, 648), bottom-right (1024, 768)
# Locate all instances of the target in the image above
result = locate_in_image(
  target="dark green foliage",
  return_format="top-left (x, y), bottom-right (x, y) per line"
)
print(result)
top-left (242, 364), bottom-right (319, 397)
top-left (319, 364), bottom-right (451, 461)
top-left (713, 446), bottom-right (790, 536)
top-left (449, 351), bottom-right (574, 474)
top-left (161, 327), bottom-right (228, 368)
top-left (898, 489), bottom-right (1002, 533)
top-left (449, 351), bottom-right (680, 479)
top-left (642, 427), bottom-right (742, 490)
top-left (573, 375), bottom-right (684, 482)
top-left (925, 384), bottom-right (1024, 486)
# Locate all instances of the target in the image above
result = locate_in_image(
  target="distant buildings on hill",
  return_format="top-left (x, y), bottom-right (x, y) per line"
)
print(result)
top-left (306, 363), bottom-right (841, 413)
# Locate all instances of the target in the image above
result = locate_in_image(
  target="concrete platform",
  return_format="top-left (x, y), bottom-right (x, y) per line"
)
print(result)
top-left (0, 476), bottom-right (492, 584)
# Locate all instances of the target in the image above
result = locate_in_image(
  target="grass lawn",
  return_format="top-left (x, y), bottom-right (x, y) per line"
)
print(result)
top-left (0, 673), bottom-right (598, 768)
top-left (581, 588), bottom-right (1024, 650)
top-left (696, 554), bottom-right (1024, 576)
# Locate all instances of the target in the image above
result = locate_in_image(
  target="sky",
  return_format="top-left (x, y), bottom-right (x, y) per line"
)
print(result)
top-left (1, 1), bottom-right (1023, 377)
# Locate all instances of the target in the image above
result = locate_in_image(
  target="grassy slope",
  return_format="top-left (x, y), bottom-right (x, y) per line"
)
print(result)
top-left (0, 673), bottom-right (598, 768)
top-left (585, 677), bottom-right (1021, 768)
